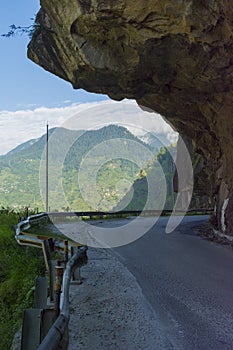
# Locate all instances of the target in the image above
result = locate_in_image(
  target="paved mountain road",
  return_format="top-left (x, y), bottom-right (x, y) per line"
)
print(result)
top-left (56, 215), bottom-right (233, 349)
top-left (114, 215), bottom-right (233, 349)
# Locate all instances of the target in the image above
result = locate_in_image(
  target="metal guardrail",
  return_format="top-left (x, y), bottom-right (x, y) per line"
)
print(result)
top-left (15, 214), bottom-right (87, 350)
top-left (48, 208), bottom-right (213, 219)
top-left (37, 246), bottom-right (87, 350)
top-left (15, 212), bottom-right (48, 245)
top-left (15, 209), bottom-right (213, 258)
top-left (15, 209), bottom-right (213, 246)
top-left (15, 208), bottom-right (212, 349)
top-left (15, 209), bottom-right (213, 229)
top-left (15, 213), bottom-right (52, 271)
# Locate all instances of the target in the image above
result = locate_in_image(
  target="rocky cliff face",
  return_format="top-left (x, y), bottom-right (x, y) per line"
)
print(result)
top-left (28, 0), bottom-right (233, 234)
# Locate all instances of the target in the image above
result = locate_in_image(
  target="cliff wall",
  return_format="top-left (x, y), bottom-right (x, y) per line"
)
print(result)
top-left (28, 0), bottom-right (233, 233)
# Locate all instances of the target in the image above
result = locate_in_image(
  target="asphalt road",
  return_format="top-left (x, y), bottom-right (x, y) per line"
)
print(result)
top-left (114, 215), bottom-right (233, 350)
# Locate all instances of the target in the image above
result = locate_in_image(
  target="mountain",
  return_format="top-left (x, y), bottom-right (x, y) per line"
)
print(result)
top-left (0, 125), bottom-right (154, 211)
top-left (139, 132), bottom-right (172, 151)
top-left (114, 144), bottom-right (177, 211)
top-left (1, 128), bottom-right (83, 163)
top-left (6, 138), bottom-right (39, 156)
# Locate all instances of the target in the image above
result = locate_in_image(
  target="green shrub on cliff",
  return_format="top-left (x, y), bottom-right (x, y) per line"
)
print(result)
top-left (0, 211), bottom-right (44, 350)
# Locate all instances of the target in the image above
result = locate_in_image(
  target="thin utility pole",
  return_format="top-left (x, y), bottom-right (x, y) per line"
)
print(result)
top-left (46, 122), bottom-right (49, 212)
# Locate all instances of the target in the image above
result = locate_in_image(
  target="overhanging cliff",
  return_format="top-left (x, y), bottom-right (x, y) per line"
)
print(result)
top-left (28, 0), bottom-right (233, 234)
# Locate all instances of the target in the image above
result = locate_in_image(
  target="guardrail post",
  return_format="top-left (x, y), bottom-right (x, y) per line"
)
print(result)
top-left (21, 309), bottom-right (42, 350)
top-left (64, 240), bottom-right (69, 263)
top-left (40, 309), bottom-right (56, 343)
top-left (48, 260), bottom-right (57, 303)
top-left (54, 265), bottom-right (64, 318)
top-left (42, 240), bottom-right (51, 272)
top-left (71, 246), bottom-right (86, 285)
top-left (34, 277), bottom-right (48, 309)
top-left (72, 267), bottom-right (82, 285)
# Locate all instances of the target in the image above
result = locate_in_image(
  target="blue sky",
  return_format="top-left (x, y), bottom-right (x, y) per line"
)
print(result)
top-left (0, 0), bottom-right (107, 111)
top-left (0, 1), bottom-right (177, 155)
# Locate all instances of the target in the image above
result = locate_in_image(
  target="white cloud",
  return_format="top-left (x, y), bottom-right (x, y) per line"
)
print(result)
top-left (0, 99), bottom-right (178, 155)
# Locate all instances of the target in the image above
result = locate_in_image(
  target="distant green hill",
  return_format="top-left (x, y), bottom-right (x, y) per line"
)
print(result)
top-left (139, 132), bottom-right (172, 151)
top-left (115, 144), bottom-right (177, 211)
top-left (0, 125), bottom-right (157, 211)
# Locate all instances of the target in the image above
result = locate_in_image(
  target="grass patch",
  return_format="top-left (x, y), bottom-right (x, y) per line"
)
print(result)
top-left (0, 212), bottom-right (45, 350)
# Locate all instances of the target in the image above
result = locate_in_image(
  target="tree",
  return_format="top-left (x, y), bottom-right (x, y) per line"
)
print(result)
top-left (1, 17), bottom-right (39, 39)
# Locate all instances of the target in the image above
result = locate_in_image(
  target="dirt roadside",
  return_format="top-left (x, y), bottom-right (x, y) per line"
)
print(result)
top-left (68, 248), bottom-right (172, 350)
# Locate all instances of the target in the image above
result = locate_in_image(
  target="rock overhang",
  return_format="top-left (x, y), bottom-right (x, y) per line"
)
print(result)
top-left (28, 0), bottom-right (233, 233)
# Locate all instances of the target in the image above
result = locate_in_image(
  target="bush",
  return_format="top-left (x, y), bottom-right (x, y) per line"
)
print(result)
top-left (0, 212), bottom-right (45, 350)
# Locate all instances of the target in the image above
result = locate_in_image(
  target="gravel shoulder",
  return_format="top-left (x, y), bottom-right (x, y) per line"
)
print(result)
top-left (68, 247), bottom-right (171, 350)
